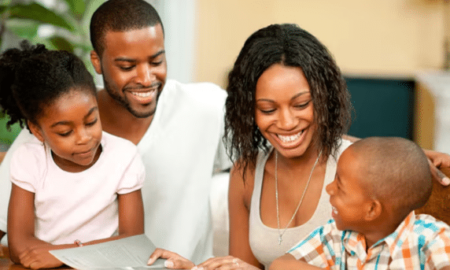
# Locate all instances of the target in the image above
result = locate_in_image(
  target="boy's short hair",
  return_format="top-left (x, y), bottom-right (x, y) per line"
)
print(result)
top-left (351, 137), bottom-right (432, 218)
top-left (90, 0), bottom-right (164, 57)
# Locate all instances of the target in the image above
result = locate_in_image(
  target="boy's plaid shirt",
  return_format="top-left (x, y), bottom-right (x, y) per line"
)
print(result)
top-left (288, 212), bottom-right (450, 269)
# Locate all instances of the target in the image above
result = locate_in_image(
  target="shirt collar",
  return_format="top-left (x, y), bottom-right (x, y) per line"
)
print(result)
top-left (341, 212), bottom-right (415, 262)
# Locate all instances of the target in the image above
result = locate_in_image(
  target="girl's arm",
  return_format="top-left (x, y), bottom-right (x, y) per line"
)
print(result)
top-left (8, 184), bottom-right (66, 268)
top-left (197, 164), bottom-right (263, 270)
top-left (8, 185), bottom-right (144, 269)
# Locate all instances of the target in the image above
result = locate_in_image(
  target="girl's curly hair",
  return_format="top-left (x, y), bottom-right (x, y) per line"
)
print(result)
top-left (0, 41), bottom-right (96, 132)
top-left (224, 24), bottom-right (352, 177)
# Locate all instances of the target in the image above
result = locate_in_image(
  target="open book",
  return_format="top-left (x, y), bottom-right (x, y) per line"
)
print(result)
top-left (50, 234), bottom-right (169, 269)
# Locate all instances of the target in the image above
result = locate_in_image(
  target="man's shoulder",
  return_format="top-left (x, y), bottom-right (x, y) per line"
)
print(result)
top-left (164, 79), bottom-right (227, 104)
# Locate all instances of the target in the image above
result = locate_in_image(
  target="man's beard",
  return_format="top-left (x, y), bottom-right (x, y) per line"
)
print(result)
top-left (103, 79), bottom-right (159, 119)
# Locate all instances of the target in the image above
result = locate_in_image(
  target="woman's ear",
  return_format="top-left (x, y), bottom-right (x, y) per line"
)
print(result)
top-left (365, 200), bottom-right (382, 221)
top-left (90, 50), bottom-right (102, 75)
top-left (27, 120), bottom-right (45, 143)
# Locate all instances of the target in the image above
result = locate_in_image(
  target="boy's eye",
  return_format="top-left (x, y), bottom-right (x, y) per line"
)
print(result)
top-left (151, 60), bottom-right (163, 66)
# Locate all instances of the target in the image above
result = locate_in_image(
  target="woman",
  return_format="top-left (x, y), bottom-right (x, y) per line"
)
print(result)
top-left (148, 24), bottom-right (450, 270)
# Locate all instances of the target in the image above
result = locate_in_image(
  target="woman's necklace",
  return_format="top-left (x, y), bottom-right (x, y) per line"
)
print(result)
top-left (275, 149), bottom-right (322, 245)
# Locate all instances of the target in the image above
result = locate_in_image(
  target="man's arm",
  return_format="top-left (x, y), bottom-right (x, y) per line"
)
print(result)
top-left (270, 254), bottom-right (322, 270)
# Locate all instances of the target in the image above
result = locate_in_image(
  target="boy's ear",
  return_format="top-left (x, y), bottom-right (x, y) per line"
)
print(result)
top-left (365, 200), bottom-right (382, 221)
top-left (90, 50), bottom-right (102, 75)
top-left (27, 120), bottom-right (45, 143)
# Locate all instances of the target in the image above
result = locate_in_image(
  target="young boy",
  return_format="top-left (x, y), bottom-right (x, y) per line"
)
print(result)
top-left (270, 137), bottom-right (450, 270)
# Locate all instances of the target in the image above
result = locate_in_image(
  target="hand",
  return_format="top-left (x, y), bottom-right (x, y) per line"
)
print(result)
top-left (195, 256), bottom-right (261, 270)
top-left (18, 246), bottom-right (63, 269)
top-left (147, 248), bottom-right (195, 269)
top-left (424, 150), bottom-right (450, 185)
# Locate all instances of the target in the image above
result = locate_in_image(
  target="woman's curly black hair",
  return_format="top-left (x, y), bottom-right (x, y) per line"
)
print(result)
top-left (0, 41), bottom-right (96, 132)
top-left (224, 24), bottom-right (352, 176)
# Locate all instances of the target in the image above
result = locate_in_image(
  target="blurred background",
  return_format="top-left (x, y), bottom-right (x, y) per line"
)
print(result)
top-left (1, 0), bottom-right (450, 153)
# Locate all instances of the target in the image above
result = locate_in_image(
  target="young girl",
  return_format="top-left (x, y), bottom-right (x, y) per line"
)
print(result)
top-left (0, 42), bottom-right (145, 269)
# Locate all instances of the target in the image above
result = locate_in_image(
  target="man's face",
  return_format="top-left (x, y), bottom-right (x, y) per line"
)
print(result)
top-left (94, 24), bottom-right (167, 118)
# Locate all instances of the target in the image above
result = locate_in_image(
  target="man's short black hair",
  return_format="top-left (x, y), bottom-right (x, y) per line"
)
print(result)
top-left (90, 0), bottom-right (164, 56)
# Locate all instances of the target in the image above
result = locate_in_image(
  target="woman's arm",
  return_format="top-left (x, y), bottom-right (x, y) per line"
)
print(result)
top-left (197, 164), bottom-right (263, 270)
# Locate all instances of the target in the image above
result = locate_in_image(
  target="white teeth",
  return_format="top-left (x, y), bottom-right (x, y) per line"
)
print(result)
top-left (277, 131), bottom-right (303, 143)
top-left (131, 89), bottom-right (156, 97)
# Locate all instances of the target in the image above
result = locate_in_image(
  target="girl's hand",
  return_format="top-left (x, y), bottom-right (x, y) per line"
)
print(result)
top-left (18, 246), bottom-right (63, 269)
top-left (194, 256), bottom-right (261, 270)
top-left (147, 248), bottom-right (195, 269)
top-left (424, 150), bottom-right (450, 185)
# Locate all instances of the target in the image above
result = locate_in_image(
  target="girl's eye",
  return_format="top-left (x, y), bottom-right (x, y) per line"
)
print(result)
top-left (86, 119), bottom-right (98, 127)
top-left (58, 131), bottom-right (72, 137)
top-left (151, 60), bottom-right (163, 66)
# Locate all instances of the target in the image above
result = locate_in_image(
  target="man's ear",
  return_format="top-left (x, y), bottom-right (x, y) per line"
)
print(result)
top-left (27, 120), bottom-right (45, 143)
top-left (90, 50), bottom-right (102, 75)
top-left (365, 200), bottom-right (382, 221)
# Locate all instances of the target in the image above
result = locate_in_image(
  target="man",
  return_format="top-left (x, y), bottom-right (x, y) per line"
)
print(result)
top-left (0, 0), bottom-right (230, 264)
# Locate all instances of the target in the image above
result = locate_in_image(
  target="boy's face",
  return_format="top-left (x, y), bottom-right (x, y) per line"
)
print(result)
top-left (92, 24), bottom-right (167, 119)
top-left (326, 147), bottom-right (373, 231)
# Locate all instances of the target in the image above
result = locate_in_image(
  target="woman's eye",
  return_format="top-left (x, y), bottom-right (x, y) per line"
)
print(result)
top-left (295, 100), bottom-right (311, 108)
top-left (260, 109), bottom-right (276, 114)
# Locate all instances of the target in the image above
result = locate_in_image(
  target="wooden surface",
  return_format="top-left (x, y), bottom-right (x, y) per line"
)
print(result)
top-left (416, 167), bottom-right (450, 225)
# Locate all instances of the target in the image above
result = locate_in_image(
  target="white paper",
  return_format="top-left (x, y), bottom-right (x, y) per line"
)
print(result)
top-left (50, 234), bottom-right (167, 269)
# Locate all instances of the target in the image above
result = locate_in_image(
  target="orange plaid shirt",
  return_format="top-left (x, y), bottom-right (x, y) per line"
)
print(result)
top-left (288, 212), bottom-right (450, 269)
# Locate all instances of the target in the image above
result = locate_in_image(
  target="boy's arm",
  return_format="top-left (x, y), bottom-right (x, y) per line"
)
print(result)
top-left (270, 254), bottom-right (323, 270)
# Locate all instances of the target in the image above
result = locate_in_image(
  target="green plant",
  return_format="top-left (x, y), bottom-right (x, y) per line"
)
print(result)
top-left (0, 0), bottom-right (104, 146)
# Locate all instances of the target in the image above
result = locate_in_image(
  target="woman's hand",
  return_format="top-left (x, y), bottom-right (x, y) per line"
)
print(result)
top-left (194, 256), bottom-right (261, 270)
top-left (424, 150), bottom-right (450, 185)
top-left (18, 245), bottom-right (63, 269)
top-left (147, 248), bottom-right (195, 269)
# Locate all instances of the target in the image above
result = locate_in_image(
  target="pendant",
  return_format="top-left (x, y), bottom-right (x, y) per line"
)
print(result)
top-left (278, 235), bottom-right (282, 245)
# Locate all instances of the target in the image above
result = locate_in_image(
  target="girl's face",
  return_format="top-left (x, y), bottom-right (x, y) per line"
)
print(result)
top-left (30, 89), bottom-right (103, 172)
top-left (255, 64), bottom-right (316, 159)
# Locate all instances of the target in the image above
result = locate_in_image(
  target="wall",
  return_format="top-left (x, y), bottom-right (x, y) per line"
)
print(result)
top-left (195, 0), bottom-right (447, 88)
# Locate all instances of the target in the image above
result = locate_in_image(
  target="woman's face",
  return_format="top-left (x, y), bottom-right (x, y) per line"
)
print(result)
top-left (255, 64), bottom-right (316, 159)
